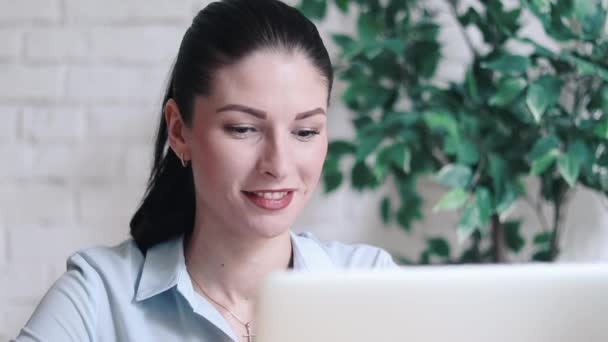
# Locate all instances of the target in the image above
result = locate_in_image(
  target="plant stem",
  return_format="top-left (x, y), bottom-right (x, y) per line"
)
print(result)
top-left (490, 214), bottom-right (505, 262)
top-left (446, 0), bottom-right (480, 58)
top-left (549, 188), bottom-right (569, 260)
top-left (523, 195), bottom-right (551, 232)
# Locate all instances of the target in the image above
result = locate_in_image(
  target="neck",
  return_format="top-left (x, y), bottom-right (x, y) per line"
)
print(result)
top-left (184, 215), bottom-right (292, 310)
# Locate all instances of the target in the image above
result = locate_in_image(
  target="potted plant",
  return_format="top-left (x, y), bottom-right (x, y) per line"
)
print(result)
top-left (297, 0), bottom-right (608, 263)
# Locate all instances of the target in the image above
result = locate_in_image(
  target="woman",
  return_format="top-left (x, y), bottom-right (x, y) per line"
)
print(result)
top-left (14, 0), bottom-right (396, 341)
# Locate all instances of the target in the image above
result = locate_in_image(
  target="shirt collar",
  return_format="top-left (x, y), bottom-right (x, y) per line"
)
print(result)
top-left (134, 231), bottom-right (334, 302)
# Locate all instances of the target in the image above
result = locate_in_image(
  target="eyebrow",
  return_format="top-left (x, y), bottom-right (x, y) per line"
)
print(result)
top-left (216, 104), bottom-right (326, 120)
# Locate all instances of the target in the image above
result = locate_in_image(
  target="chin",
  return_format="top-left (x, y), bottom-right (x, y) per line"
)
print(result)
top-left (245, 217), bottom-right (294, 239)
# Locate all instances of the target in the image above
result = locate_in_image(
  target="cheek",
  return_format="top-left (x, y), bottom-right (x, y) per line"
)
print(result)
top-left (191, 132), bottom-right (254, 186)
top-left (298, 140), bottom-right (328, 183)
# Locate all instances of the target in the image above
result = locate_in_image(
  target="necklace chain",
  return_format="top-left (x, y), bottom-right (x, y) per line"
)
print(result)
top-left (186, 267), bottom-right (253, 328)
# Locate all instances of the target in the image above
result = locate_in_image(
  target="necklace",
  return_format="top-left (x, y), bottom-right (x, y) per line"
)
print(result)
top-left (187, 268), bottom-right (256, 342)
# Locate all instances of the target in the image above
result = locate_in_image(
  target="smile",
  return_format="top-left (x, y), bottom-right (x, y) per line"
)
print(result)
top-left (243, 190), bottom-right (294, 210)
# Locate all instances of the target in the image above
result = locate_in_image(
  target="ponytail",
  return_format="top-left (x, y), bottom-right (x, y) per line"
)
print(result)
top-left (129, 68), bottom-right (195, 252)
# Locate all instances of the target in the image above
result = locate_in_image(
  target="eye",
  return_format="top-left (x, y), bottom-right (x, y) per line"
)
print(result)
top-left (292, 128), bottom-right (320, 141)
top-left (224, 125), bottom-right (258, 138)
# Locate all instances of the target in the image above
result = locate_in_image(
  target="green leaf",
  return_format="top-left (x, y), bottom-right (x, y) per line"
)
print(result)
top-left (528, 135), bottom-right (561, 160)
top-left (576, 1), bottom-right (606, 39)
top-left (531, 150), bottom-right (559, 175)
top-left (528, 0), bottom-right (552, 16)
top-left (357, 10), bottom-right (379, 42)
top-left (418, 250), bottom-right (431, 264)
top-left (532, 250), bottom-right (552, 262)
top-left (558, 151), bottom-right (581, 187)
top-left (489, 154), bottom-right (507, 195)
top-left (351, 161), bottom-right (377, 190)
top-left (396, 204), bottom-right (415, 232)
top-left (380, 197), bottom-right (391, 224)
top-left (594, 119), bottom-right (608, 139)
top-left (456, 139), bottom-right (480, 165)
top-left (435, 164), bottom-right (473, 188)
top-left (561, 53), bottom-right (608, 81)
top-left (504, 221), bottom-right (525, 253)
top-left (322, 157), bottom-right (342, 193)
top-left (297, 0), bottom-right (327, 20)
top-left (465, 68), bottom-right (481, 104)
top-left (534, 231), bottom-right (553, 246)
top-left (423, 110), bottom-right (459, 139)
top-left (457, 203), bottom-right (480, 242)
top-left (408, 41), bottom-right (441, 78)
top-left (481, 54), bottom-right (530, 74)
top-left (328, 140), bottom-right (356, 158)
top-left (427, 238), bottom-right (451, 258)
top-left (433, 187), bottom-right (468, 212)
top-left (332, 34), bottom-right (358, 57)
top-left (526, 75), bottom-right (562, 122)
top-left (489, 77), bottom-right (527, 106)
top-left (495, 183), bottom-right (519, 214)
top-left (474, 187), bottom-right (493, 227)
top-left (323, 171), bottom-right (343, 193)
top-left (335, 0), bottom-right (349, 13)
top-left (383, 39), bottom-right (405, 55)
top-left (356, 132), bottom-right (383, 161)
top-left (373, 143), bottom-right (407, 182)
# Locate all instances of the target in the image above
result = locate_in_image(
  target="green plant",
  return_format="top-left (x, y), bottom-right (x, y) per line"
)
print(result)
top-left (297, 0), bottom-right (608, 263)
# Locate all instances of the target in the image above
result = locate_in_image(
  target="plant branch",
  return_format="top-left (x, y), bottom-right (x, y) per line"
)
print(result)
top-left (490, 214), bottom-right (506, 262)
top-left (523, 194), bottom-right (551, 232)
top-left (549, 188), bottom-right (570, 260)
top-left (432, 146), bottom-right (450, 166)
top-left (446, 0), bottom-right (480, 59)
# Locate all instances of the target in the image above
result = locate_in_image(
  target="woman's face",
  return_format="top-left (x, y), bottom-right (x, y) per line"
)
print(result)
top-left (185, 50), bottom-right (328, 239)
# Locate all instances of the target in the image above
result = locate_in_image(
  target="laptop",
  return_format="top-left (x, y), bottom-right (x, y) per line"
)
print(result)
top-left (255, 264), bottom-right (608, 342)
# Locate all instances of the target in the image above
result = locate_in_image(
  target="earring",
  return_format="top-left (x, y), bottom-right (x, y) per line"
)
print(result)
top-left (179, 152), bottom-right (189, 167)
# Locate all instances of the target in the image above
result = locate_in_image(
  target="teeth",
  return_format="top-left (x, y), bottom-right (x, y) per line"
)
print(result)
top-left (253, 191), bottom-right (288, 200)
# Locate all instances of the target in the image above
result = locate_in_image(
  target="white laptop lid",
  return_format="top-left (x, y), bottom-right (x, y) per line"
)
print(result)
top-left (255, 264), bottom-right (608, 342)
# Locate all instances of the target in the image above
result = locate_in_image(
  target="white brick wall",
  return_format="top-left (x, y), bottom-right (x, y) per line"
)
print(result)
top-left (0, 0), bottom-right (606, 339)
top-left (25, 29), bottom-right (89, 62)
top-left (0, 1), bottom-right (198, 337)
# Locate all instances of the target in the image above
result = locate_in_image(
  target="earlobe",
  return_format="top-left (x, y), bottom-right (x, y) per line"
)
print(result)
top-left (164, 99), bottom-right (190, 161)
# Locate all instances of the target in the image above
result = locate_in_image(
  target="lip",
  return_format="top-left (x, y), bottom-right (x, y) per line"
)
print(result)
top-left (242, 190), bottom-right (294, 210)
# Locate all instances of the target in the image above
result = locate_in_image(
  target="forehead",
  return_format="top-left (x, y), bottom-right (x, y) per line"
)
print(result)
top-left (207, 49), bottom-right (328, 115)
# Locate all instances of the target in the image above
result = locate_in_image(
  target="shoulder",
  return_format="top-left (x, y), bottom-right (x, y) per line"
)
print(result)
top-left (293, 231), bottom-right (397, 269)
top-left (14, 239), bottom-right (142, 341)
top-left (71, 238), bottom-right (143, 277)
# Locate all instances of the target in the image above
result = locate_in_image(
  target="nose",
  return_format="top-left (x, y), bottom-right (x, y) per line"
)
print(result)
top-left (256, 131), bottom-right (290, 181)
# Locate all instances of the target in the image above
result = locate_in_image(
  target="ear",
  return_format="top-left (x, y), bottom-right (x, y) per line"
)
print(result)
top-left (165, 99), bottom-right (190, 161)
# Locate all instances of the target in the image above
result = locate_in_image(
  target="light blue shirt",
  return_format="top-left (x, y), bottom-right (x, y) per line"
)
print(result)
top-left (14, 231), bottom-right (396, 341)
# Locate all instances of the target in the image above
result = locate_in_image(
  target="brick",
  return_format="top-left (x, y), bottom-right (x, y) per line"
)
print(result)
top-left (0, 303), bottom-right (39, 341)
top-left (0, 184), bottom-right (75, 225)
top-left (0, 144), bottom-right (32, 180)
top-left (0, 65), bottom-right (64, 100)
top-left (0, 226), bottom-right (6, 266)
top-left (125, 144), bottom-right (153, 186)
top-left (79, 185), bottom-right (142, 220)
top-left (0, 106), bottom-right (19, 141)
top-left (64, 0), bottom-right (192, 23)
top-left (87, 105), bottom-right (157, 142)
top-left (30, 144), bottom-right (123, 181)
top-left (24, 28), bottom-right (88, 62)
top-left (22, 106), bottom-right (84, 143)
top-left (0, 0), bottom-right (61, 23)
top-left (0, 30), bottom-right (22, 59)
top-left (0, 261), bottom-right (52, 301)
top-left (66, 66), bottom-right (165, 103)
top-left (90, 26), bottom-right (183, 64)
top-left (130, 0), bottom-right (193, 20)
top-left (7, 224), bottom-right (129, 265)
